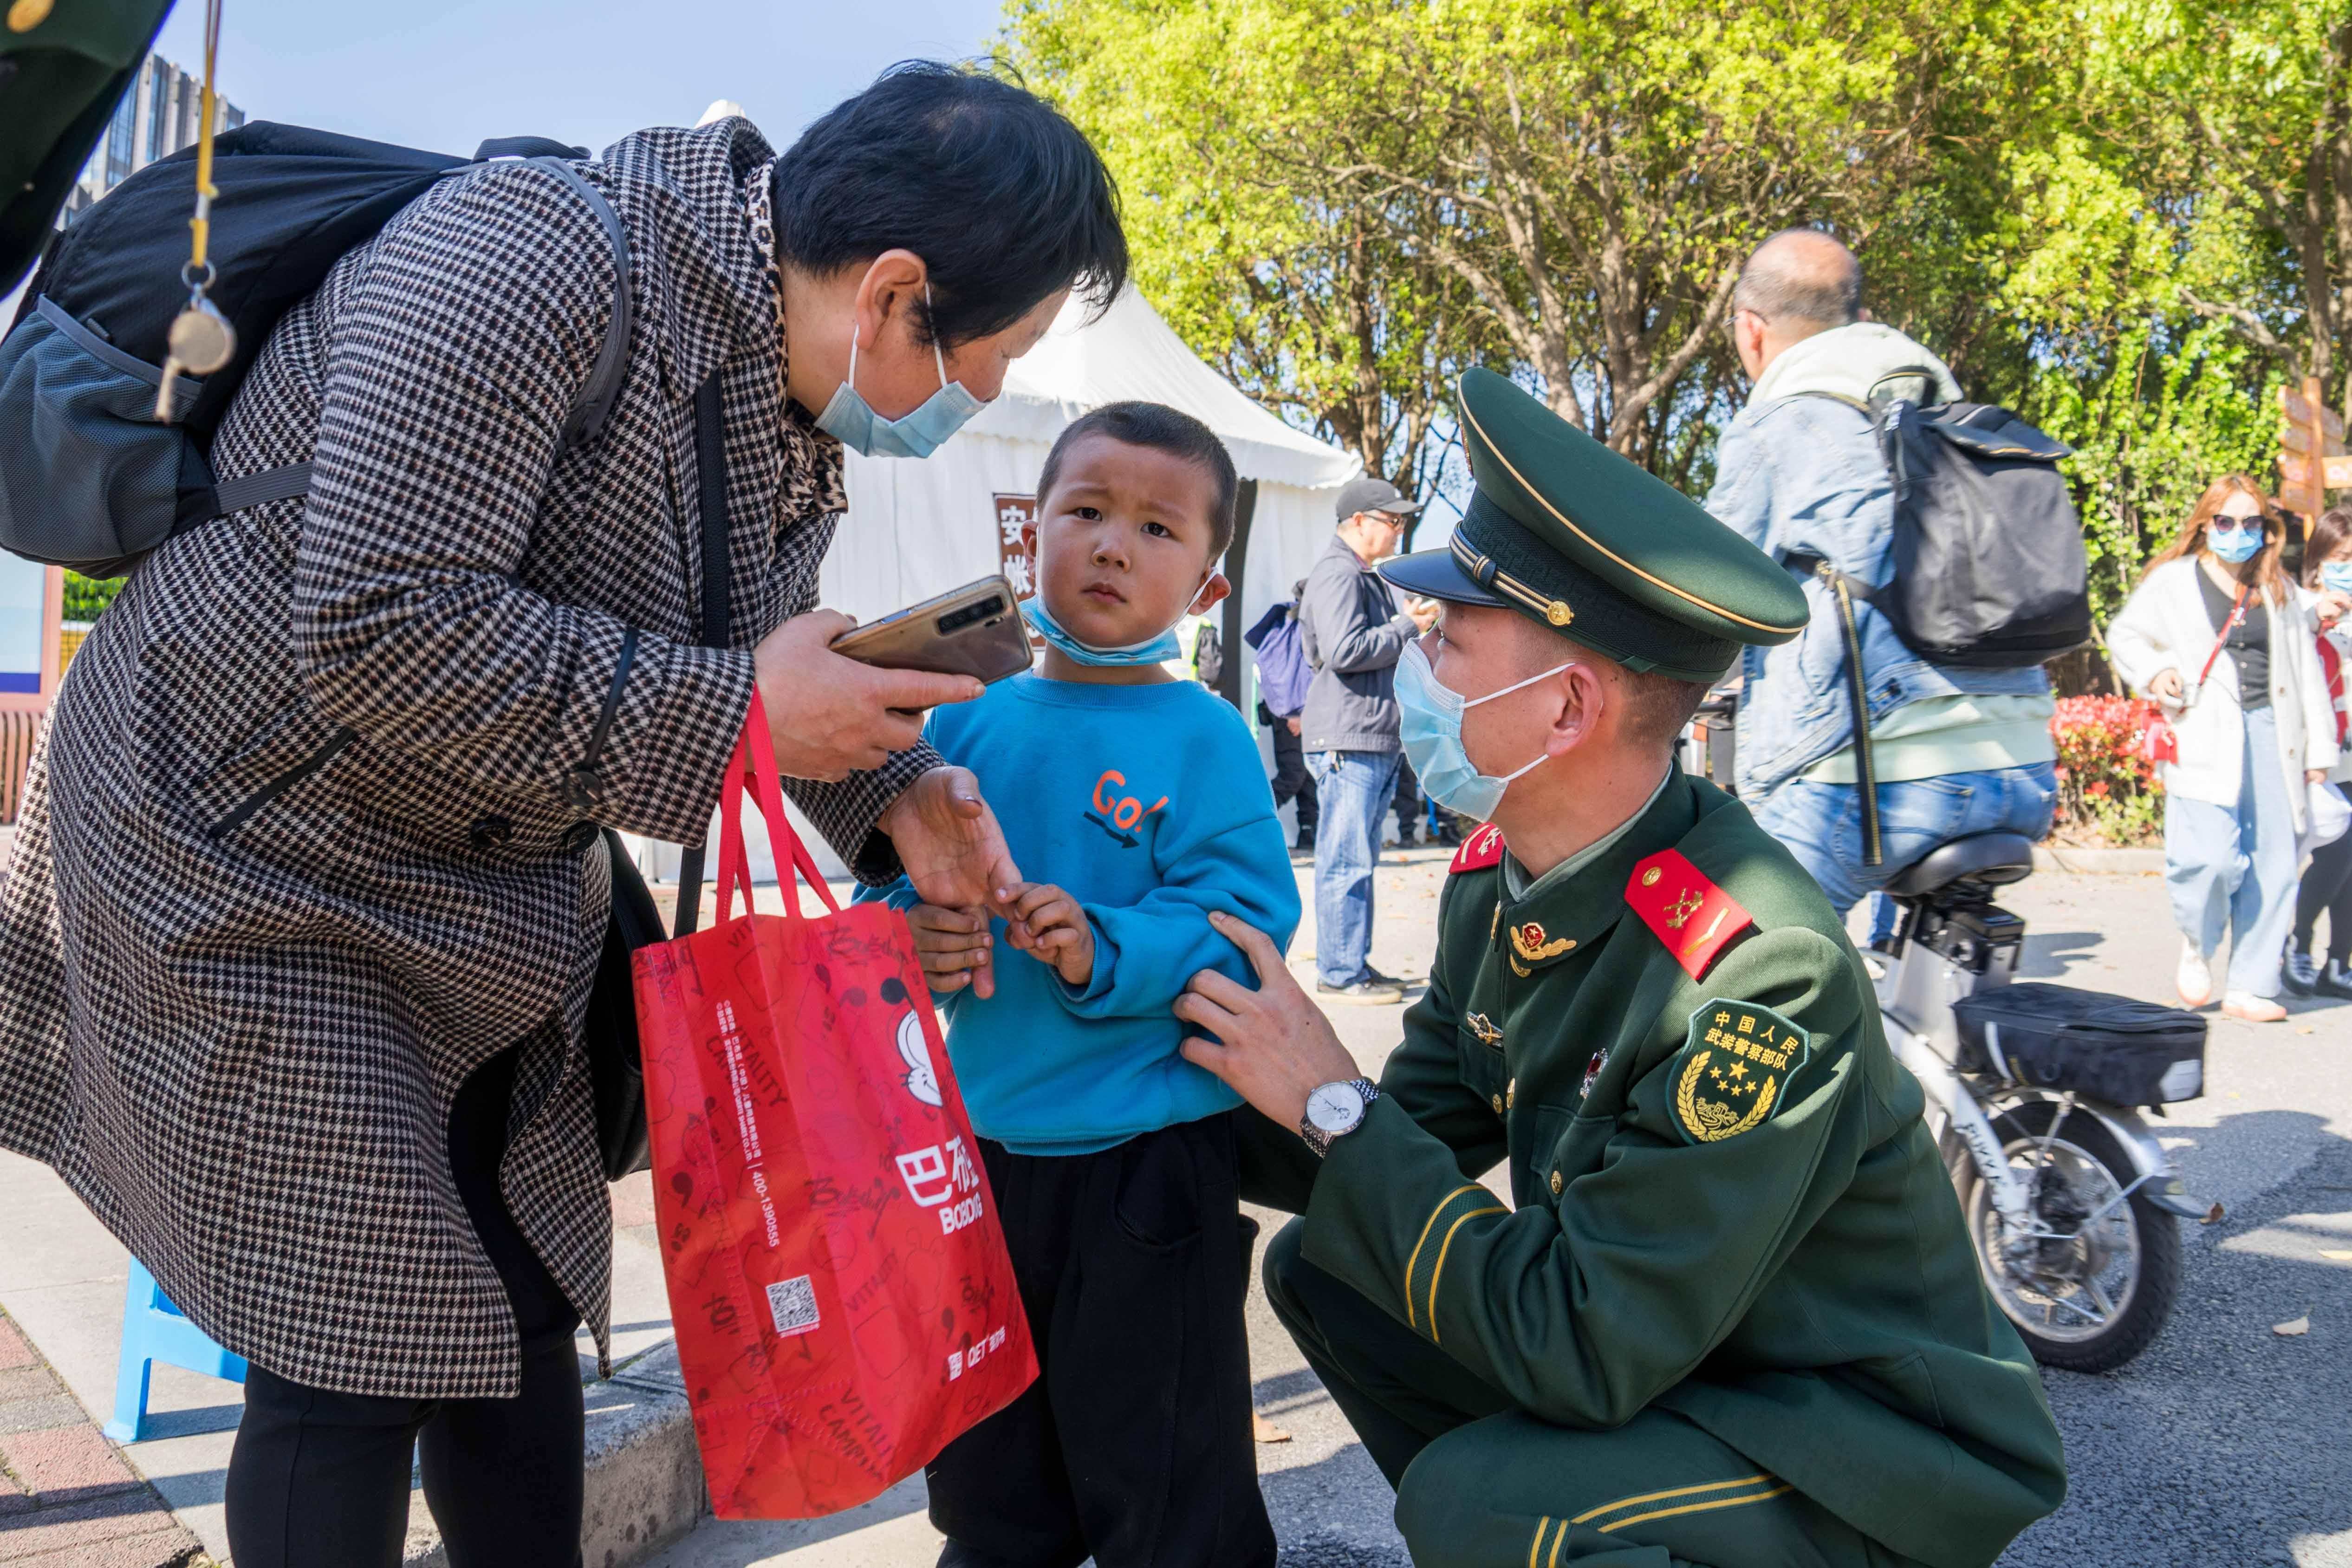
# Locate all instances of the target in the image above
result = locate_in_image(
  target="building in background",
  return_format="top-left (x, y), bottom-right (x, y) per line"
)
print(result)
top-left (58, 53), bottom-right (246, 222)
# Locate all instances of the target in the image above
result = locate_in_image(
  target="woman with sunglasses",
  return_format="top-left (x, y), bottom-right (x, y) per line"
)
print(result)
top-left (2110, 476), bottom-right (2340, 1020)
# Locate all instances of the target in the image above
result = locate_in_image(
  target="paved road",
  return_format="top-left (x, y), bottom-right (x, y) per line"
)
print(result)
top-left (651, 853), bottom-right (2352, 1568)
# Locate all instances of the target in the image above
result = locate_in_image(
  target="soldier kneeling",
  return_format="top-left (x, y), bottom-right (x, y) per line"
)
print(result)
top-left (1174, 369), bottom-right (2066, 1568)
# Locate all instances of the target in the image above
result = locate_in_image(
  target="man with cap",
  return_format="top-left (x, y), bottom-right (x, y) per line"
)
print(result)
top-left (1298, 475), bottom-right (1438, 1004)
top-left (1172, 369), bottom-right (2066, 1567)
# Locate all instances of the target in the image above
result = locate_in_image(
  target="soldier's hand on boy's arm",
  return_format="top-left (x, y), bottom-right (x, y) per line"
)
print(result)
top-left (908, 903), bottom-right (997, 999)
top-left (1177, 911), bottom-right (1359, 1129)
top-left (1000, 882), bottom-right (1095, 987)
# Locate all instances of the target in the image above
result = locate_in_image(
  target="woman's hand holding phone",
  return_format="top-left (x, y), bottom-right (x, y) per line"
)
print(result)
top-left (753, 610), bottom-right (982, 783)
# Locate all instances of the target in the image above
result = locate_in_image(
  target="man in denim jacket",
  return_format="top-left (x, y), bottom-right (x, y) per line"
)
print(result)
top-left (1706, 230), bottom-right (2055, 939)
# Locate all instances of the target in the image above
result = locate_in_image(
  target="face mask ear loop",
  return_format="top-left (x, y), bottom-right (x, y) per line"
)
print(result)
top-left (846, 322), bottom-right (860, 398)
top-left (1461, 662), bottom-right (1577, 711)
top-left (926, 283), bottom-right (949, 390)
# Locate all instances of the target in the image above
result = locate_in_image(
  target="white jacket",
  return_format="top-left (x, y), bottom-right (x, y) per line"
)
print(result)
top-left (2107, 556), bottom-right (2340, 829)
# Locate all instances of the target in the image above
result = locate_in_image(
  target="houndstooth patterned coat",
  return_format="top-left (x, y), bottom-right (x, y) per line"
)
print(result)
top-left (0, 120), bottom-right (942, 1397)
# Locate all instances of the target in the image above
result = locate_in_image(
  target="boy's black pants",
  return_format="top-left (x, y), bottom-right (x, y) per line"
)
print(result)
top-left (927, 1111), bottom-right (1277, 1568)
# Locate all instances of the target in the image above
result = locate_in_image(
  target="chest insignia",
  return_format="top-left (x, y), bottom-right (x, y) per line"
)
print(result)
top-left (1467, 1012), bottom-right (1504, 1047)
top-left (1451, 824), bottom-right (1507, 873)
top-left (1508, 920), bottom-right (1577, 965)
top-left (1668, 1000), bottom-right (1812, 1145)
top-left (1579, 1047), bottom-right (1609, 1102)
top-left (1626, 848), bottom-right (1754, 980)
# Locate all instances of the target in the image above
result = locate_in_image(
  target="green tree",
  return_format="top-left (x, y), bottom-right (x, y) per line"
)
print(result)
top-left (1000, 0), bottom-right (1504, 488)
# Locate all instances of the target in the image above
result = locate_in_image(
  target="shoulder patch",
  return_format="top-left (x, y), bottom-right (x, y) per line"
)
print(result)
top-left (1626, 848), bottom-right (1754, 979)
top-left (1670, 1000), bottom-right (1812, 1144)
top-left (1450, 823), bottom-right (1506, 874)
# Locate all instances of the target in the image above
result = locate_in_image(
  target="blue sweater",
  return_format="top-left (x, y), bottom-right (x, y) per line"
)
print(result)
top-left (858, 674), bottom-right (1300, 1155)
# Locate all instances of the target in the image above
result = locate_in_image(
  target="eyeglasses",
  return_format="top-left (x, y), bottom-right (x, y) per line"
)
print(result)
top-left (2209, 513), bottom-right (2267, 531)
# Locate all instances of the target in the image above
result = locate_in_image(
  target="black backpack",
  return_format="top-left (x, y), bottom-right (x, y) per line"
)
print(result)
top-left (1807, 396), bottom-right (2092, 669)
top-left (0, 121), bottom-right (631, 577)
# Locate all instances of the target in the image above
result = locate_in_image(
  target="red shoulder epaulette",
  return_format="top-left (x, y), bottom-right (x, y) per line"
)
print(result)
top-left (1626, 847), bottom-right (1754, 979)
top-left (1449, 823), bottom-right (1506, 874)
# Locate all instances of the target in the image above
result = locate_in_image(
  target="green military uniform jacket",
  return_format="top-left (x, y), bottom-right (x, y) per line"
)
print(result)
top-left (1302, 769), bottom-right (2066, 1568)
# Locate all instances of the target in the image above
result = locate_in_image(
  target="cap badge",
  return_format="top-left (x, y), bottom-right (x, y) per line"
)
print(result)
top-left (1509, 921), bottom-right (1576, 964)
top-left (1546, 601), bottom-right (1573, 627)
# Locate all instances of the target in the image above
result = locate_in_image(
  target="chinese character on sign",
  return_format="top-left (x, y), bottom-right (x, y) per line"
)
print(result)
top-left (993, 493), bottom-right (1040, 602)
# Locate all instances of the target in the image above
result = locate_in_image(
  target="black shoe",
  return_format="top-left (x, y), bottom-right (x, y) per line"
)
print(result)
top-left (1316, 976), bottom-right (1406, 1006)
top-left (2285, 939), bottom-right (2320, 996)
top-left (1294, 826), bottom-right (1316, 853)
top-left (1396, 825), bottom-right (1419, 849)
top-left (2320, 960), bottom-right (2352, 1001)
top-left (1364, 965), bottom-right (1410, 988)
top-left (1434, 821), bottom-right (1462, 847)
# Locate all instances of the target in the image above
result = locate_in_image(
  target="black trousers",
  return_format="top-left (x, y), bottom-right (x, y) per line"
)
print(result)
top-left (2295, 831), bottom-right (2352, 963)
top-left (1390, 756), bottom-right (1421, 834)
top-left (1261, 703), bottom-right (1317, 832)
top-left (927, 1112), bottom-right (1276, 1568)
top-left (223, 1048), bottom-right (587, 1568)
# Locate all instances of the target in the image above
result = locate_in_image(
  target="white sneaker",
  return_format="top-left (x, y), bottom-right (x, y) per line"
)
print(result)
top-left (2177, 941), bottom-right (2214, 1008)
top-left (2222, 989), bottom-right (2287, 1023)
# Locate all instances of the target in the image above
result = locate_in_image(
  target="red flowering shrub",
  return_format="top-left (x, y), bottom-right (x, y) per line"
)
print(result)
top-left (2051, 695), bottom-right (2164, 846)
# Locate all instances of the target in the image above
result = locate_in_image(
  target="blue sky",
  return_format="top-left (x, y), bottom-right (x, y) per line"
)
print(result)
top-left (149, 0), bottom-right (1007, 159)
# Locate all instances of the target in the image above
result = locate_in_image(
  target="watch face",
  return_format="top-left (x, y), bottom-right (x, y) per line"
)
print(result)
top-left (1306, 1082), bottom-right (1364, 1134)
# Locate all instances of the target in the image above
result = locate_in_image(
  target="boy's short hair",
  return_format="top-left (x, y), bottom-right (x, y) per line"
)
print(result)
top-left (1035, 401), bottom-right (1239, 560)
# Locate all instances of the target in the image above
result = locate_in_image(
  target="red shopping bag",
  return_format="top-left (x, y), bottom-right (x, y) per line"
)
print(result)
top-left (632, 695), bottom-right (1036, 1518)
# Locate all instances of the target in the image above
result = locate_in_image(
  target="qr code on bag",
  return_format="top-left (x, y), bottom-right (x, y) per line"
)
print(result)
top-left (766, 1275), bottom-right (819, 1338)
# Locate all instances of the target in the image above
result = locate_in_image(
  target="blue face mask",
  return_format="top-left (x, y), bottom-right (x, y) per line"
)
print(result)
top-left (1021, 595), bottom-right (1185, 667)
top-left (1395, 641), bottom-right (1573, 822)
top-left (2320, 562), bottom-right (2352, 593)
top-left (2208, 522), bottom-right (2265, 564)
top-left (813, 286), bottom-right (987, 459)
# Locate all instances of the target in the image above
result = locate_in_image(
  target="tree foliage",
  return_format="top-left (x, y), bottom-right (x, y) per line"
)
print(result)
top-left (1002, 0), bottom-right (2352, 610)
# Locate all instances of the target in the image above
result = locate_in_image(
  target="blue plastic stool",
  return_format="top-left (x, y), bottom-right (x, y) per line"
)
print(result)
top-left (104, 1257), bottom-right (247, 1444)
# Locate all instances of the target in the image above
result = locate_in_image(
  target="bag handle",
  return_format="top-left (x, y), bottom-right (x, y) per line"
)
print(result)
top-left (2190, 586), bottom-right (2250, 696)
top-left (714, 691), bottom-right (843, 926)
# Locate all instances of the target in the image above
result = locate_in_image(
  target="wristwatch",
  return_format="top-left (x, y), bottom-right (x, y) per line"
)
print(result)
top-left (1300, 1077), bottom-right (1380, 1158)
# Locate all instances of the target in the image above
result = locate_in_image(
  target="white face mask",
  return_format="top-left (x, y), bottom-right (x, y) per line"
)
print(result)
top-left (1394, 642), bottom-right (1573, 822)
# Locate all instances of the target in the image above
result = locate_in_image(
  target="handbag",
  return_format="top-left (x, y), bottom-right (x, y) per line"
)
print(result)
top-left (585, 369), bottom-right (734, 1180)
top-left (632, 693), bottom-right (1037, 1517)
top-left (2137, 584), bottom-right (2248, 770)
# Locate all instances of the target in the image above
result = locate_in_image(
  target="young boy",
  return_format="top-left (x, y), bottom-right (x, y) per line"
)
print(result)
top-left (861, 402), bottom-right (1299, 1568)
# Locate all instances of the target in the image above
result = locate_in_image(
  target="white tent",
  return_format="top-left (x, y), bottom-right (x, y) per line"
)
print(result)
top-left (818, 285), bottom-right (1359, 628)
top-left (646, 286), bottom-right (1358, 884)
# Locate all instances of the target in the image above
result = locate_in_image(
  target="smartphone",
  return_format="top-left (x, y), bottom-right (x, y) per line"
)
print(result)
top-left (830, 576), bottom-right (1034, 685)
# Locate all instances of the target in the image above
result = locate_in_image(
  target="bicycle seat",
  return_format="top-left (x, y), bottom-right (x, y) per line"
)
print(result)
top-left (1883, 832), bottom-right (2036, 898)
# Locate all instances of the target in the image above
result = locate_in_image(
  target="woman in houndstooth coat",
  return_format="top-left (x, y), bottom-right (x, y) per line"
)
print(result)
top-left (0, 68), bottom-right (1124, 1565)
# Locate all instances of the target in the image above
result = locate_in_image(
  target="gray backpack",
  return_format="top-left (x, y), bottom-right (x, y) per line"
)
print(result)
top-left (0, 124), bottom-right (631, 577)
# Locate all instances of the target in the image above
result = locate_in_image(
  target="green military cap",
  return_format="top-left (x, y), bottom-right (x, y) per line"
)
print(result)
top-left (1383, 367), bottom-right (1807, 683)
top-left (1, 0), bottom-right (175, 295)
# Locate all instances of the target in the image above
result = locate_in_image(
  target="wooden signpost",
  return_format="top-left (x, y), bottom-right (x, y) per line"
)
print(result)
top-left (2279, 375), bottom-right (2352, 518)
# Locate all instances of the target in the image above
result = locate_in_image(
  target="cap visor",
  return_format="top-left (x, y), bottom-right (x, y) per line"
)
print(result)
top-left (1380, 548), bottom-right (1502, 607)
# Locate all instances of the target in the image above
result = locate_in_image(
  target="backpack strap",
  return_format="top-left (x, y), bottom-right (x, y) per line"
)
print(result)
top-left (208, 152), bottom-right (633, 519)
top-left (670, 371), bottom-right (733, 939)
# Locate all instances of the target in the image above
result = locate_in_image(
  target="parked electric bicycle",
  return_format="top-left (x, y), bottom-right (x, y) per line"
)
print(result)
top-left (1871, 833), bottom-right (2211, 1372)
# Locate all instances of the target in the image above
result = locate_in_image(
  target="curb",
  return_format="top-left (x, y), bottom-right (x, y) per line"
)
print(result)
top-left (2033, 845), bottom-right (2165, 875)
top-left (0, 1308), bottom-right (206, 1568)
top-left (402, 1340), bottom-right (707, 1568)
